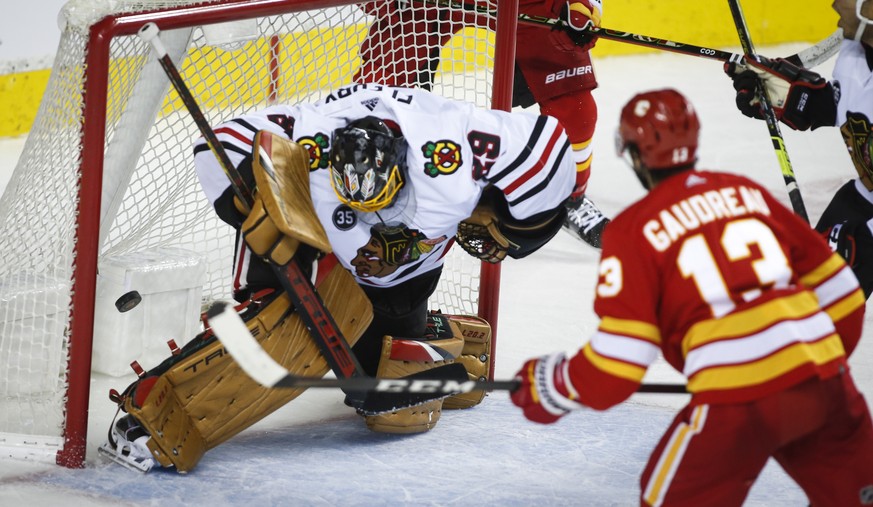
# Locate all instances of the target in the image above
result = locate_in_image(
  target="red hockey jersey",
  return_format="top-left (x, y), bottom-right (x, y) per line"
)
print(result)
top-left (568, 170), bottom-right (866, 409)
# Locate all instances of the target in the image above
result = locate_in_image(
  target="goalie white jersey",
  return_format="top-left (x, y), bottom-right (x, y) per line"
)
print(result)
top-left (833, 40), bottom-right (873, 125)
top-left (195, 84), bottom-right (575, 290)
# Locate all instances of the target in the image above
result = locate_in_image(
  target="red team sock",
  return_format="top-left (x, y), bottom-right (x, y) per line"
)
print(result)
top-left (539, 91), bottom-right (597, 198)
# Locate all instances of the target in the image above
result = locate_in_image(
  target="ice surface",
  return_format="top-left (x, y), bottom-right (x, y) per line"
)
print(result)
top-left (0, 43), bottom-right (867, 506)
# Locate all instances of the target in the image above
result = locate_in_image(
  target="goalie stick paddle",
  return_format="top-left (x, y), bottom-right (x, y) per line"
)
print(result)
top-left (207, 300), bottom-right (688, 400)
top-left (726, 0), bottom-right (810, 223)
top-left (137, 22), bottom-right (425, 414)
top-left (415, 0), bottom-right (842, 69)
top-left (207, 301), bottom-right (477, 414)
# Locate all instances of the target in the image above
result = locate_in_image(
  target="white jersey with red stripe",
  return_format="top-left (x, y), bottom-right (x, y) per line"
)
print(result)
top-left (194, 84), bottom-right (574, 289)
top-left (832, 40), bottom-right (873, 185)
top-left (833, 39), bottom-right (873, 124)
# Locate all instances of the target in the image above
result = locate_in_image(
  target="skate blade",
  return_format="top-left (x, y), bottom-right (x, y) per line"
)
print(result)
top-left (97, 441), bottom-right (156, 473)
top-left (561, 224), bottom-right (602, 249)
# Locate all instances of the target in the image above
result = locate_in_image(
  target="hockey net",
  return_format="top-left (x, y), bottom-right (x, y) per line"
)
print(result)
top-left (0, 0), bottom-right (515, 467)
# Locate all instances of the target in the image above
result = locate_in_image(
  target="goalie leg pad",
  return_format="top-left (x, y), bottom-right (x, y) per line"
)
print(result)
top-left (442, 314), bottom-right (493, 410)
top-left (119, 262), bottom-right (372, 472)
top-left (365, 315), bottom-right (465, 434)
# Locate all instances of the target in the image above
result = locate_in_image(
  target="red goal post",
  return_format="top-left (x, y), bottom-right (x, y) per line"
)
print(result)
top-left (0, 0), bottom-right (516, 468)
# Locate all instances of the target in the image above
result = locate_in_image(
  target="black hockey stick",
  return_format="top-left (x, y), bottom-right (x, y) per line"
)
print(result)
top-left (727, 0), bottom-right (810, 223)
top-left (207, 300), bottom-right (688, 400)
top-left (415, 0), bottom-right (842, 68)
top-left (137, 22), bottom-right (456, 413)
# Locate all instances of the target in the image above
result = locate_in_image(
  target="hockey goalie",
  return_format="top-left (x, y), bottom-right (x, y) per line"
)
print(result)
top-left (99, 84), bottom-right (574, 473)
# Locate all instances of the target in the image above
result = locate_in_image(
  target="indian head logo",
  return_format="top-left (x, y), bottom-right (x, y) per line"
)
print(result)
top-left (422, 140), bottom-right (462, 177)
top-left (296, 133), bottom-right (330, 170)
top-left (841, 112), bottom-right (873, 183)
top-left (351, 223), bottom-right (446, 279)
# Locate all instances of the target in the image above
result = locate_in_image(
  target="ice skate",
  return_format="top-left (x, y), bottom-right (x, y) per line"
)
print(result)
top-left (97, 414), bottom-right (157, 473)
top-left (563, 194), bottom-right (609, 249)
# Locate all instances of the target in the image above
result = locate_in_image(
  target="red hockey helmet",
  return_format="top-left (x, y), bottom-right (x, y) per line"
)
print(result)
top-left (616, 88), bottom-right (700, 171)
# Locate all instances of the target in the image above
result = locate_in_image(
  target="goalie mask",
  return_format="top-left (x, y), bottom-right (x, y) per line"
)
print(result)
top-left (330, 116), bottom-right (408, 213)
top-left (616, 88), bottom-right (700, 171)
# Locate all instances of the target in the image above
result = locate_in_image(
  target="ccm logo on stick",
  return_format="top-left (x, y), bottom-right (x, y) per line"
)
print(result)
top-left (374, 379), bottom-right (479, 393)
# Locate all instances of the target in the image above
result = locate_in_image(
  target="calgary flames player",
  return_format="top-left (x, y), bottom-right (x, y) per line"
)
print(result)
top-left (511, 88), bottom-right (873, 506)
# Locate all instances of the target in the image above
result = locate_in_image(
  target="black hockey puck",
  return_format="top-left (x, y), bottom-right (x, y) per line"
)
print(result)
top-left (115, 290), bottom-right (142, 313)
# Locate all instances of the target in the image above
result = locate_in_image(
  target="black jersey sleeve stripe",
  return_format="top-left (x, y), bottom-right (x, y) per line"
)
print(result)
top-left (508, 138), bottom-right (570, 206)
top-left (193, 118), bottom-right (261, 156)
top-left (231, 118), bottom-right (260, 134)
top-left (485, 115), bottom-right (548, 185)
top-left (193, 140), bottom-right (252, 158)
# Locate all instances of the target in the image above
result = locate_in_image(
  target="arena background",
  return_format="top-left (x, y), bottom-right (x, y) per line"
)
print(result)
top-left (0, 0), bottom-right (839, 138)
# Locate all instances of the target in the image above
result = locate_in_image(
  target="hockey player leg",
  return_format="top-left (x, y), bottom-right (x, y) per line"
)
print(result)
top-left (365, 313), bottom-right (465, 433)
top-left (441, 314), bottom-right (493, 410)
top-left (99, 411), bottom-right (158, 472)
top-left (102, 291), bottom-right (298, 472)
top-left (539, 91), bottom-right (611, 249)
top-left (100, 260), bottom-right (372, 472)
top-left (562, 194), bottom-right (610, 249)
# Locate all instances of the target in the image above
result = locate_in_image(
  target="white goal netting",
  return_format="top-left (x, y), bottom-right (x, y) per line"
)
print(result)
top-left (0, 0), bottom-right (510, 466)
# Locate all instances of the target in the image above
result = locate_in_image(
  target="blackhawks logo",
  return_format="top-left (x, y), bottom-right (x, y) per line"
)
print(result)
top-left (841, 112), bottom-right (873, 181)
top-left (351, 223), bottom-right (447, 279)
top-left (297, 133), bottom-right (330, 170)
top-left (421, 140), bottom-right (462, 177)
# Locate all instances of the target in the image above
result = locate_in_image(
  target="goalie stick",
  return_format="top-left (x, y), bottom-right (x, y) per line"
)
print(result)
top-left (727, 0), bottom-right (810, 223)
top-left (415, 0), bottom-right (842, 69)
top-left (137, 22), bottom-right (458, 414)
top-left (207, 300), bottom-right (688, 397)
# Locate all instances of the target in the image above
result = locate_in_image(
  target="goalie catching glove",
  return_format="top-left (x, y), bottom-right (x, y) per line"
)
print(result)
top-left (456, 187), bottom-right (566, 263)
top-left (511, 352), bottom-right (584, 424)
top-left (725, 56), bottom-right (836, 131)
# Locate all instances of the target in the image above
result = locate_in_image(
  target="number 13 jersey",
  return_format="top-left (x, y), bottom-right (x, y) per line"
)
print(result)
top-left (572, 170), bottom-right (866, 408)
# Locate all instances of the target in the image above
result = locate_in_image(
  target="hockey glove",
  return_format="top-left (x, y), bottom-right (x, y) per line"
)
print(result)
top-left (725, 56), bottom-right (836, 131)
top-left (239, 194), bottom-right (300, 266)
top-left (554, 1), bottom-right (602, 52)
top-left (457, 188), bottom-right (566, 263)
top-left (510, 352), bottom-right (584, 424)
top-left (823, 221), bottom-right (857, 268)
